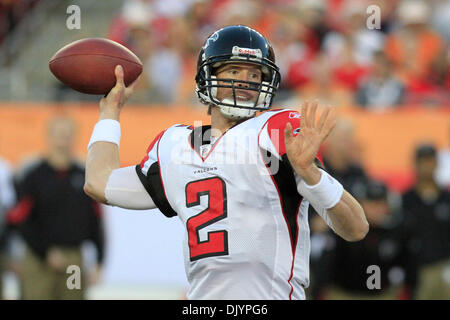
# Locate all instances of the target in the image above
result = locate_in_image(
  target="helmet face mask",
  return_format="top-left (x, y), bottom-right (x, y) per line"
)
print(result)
top-left (195, 26), bottom-right (281, 119)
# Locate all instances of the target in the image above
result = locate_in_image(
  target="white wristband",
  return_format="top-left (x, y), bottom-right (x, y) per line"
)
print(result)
top-left (88, 119), bottom-right (121, 150)
top-left (296, 169), bottom-right (343, 209)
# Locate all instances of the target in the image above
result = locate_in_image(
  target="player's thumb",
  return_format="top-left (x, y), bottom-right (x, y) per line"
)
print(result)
top-left (125, 74), bottom-right (141, 98)
top-left (114, 65), bottom-right (125, 88)
top-left (284, 122), bottom-right (293, 143)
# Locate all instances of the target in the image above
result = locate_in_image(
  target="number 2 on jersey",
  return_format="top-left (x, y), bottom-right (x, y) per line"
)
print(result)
top-left (186, 177), bottom-right (228, 261)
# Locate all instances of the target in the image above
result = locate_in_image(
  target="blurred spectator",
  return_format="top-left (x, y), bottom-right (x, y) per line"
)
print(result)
top-left (108, 0), bottom-right (200, 104)
top-left (307, 117), bottom-right (370, 298)
top-left (108, 0), bottom-right (153, 47)
top-left (276, 1), bottom-right (327, 89)
top-left (291, 0), bottom-right (384, 106)
top-left (295, 0), bottom-right (330, 51)
top-left (402, 144), bottom-right (450, 299)
top-left (186, 0), bottom-right (216, 49)
top-left (0, 156), bottom-right (16, 299)
top-left (8, 116), bottom-right (104, 299)
top-left (356, 51), bottom-right (405, 110)
top-left (144, 17), bottom-right (189, 103)
top-left (323, 1), bottom-right (385, 67)
top-left (311, 180), bottom-right (418, 300)
top-left (435, 124), bottom-right (450, 189)
top-left (330, 37), bottom-right (371, 92)
top-left (320, 1), bottom-right (383, 97)
top-left (430, 0), bottom-right (450, 42)
top-left (153, 0), bottom-right (193, 18)
top-left (217, 0), bottom-right (263, 27)
top-left (0, 0), bottom-right (41, 45)
top-left (274, 8), bottom-right (314, 88)
top-left (428, 45), bottom-right (450, 96)
top-left (321, 117), bottom-right (368, 197)
top-left (107, 0), bottom-right (156, 103)
top-left (385, 0), bottom-right (445, 105)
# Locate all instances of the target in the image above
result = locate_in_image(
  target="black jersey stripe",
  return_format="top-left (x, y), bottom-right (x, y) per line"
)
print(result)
top-left (260, 149), bottom-right (302, 252)
top-left (135, 164), bottom-right (177, 218)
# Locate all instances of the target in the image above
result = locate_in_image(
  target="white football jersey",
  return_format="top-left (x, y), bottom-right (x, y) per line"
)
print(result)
top-left (136, 109), bottom-right (326, 300)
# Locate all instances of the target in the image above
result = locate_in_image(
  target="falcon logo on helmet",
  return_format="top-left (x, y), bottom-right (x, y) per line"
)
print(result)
top-left (202, 31), bottom-right (219, 50)
top-left (195, 25), bottom-right (281, 120)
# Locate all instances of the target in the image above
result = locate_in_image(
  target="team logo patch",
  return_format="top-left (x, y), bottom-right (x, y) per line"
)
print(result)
top-left (289, 112), bottom-right (300, 119)
top-left (200, 144), bottom-right (212, 157)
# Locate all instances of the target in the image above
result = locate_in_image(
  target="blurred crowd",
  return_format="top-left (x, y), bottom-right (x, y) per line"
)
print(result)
top-left (0, 0), bottom-right (40, 44)
top-left (106, 0), bottom-right (450, 108)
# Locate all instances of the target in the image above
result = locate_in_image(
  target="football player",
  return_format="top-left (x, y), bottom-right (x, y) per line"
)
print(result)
top-left (84, 25), bottom-right (369, 300)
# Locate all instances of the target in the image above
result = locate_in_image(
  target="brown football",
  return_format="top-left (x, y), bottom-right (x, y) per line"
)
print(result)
top-left (49, 38), bottom-right (143, 95)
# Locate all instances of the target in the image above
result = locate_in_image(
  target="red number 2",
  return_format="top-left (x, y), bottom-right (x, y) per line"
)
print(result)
top-left (185, 177), bottom-right (228, 261)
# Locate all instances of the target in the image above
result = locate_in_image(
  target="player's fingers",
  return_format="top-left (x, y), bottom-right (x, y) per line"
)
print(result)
top-left (114, 65), bottom-right (125, 88)
top-left (317, 106), bottom-right (331, 133)
top-left (124, 75), bottom-right (141, 98)
top-left (301, 101), bottom-right (309, 128)
top-left (128, 74), bottom-right (141, 89)
top-left (308, 100), bottom-right (318, 128)
top-left (321, 107), bottom-right (337, 139)
top-left (128, 74), bottom-right (141, 91)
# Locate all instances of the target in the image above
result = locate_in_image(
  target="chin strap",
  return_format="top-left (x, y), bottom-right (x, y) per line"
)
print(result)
top-left (218, 100), bottom-right (256, 119)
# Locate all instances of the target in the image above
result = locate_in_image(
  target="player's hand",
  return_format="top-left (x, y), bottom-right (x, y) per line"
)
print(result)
top-left (99, 65), bottom-right (140, 120)
top-left (46, 247), bottom-right (67, 272)
top-left (88, 265), bottom-right (103, 286)
top-left (284, 101), bottom-right (336, 185)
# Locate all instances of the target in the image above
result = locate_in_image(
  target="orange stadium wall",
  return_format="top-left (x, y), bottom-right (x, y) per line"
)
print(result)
top-left (0, 103), bottom-right (448, 192)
